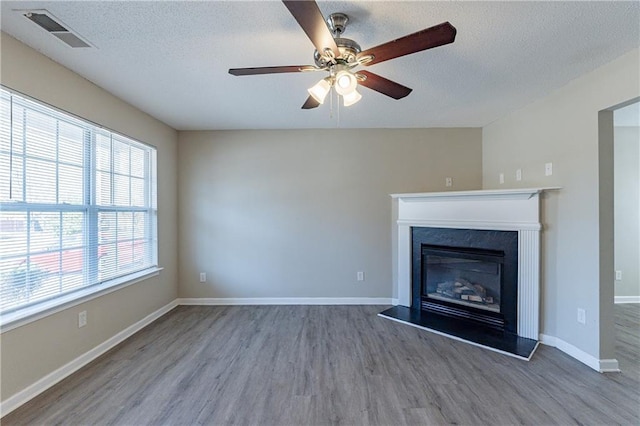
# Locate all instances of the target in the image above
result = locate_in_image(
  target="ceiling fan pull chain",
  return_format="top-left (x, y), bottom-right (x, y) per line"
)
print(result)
top-left (337, 90), bottom-right (341, 128)
top-left (329, 86), bottom-right (334, 119)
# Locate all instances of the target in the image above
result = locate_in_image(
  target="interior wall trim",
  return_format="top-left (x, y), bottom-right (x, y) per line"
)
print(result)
top-left (177, 297), bottom-right (396, 306)
top-left (614, 296), bottom-right (640, 304)
top-left (0, 300), bottom-right (179, 418)
top-left (539, 333), bottom-right (620, 373)
top-left (396, 219), bottom-right (542, 231)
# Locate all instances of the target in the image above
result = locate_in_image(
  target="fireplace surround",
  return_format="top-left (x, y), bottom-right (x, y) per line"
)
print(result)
top-left (380, 188), bottom-right (558, 360)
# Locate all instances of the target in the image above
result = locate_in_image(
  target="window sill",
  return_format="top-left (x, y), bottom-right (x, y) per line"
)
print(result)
top-left (0, 267), bottom-right (164, 333)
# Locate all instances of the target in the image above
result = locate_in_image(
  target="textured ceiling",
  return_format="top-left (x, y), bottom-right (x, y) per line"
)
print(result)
top-left (1, 1), bottom-right (639, 130)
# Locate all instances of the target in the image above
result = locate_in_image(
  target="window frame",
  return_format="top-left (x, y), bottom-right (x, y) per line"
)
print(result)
top-left (0, 86), bottom-right (160, 332)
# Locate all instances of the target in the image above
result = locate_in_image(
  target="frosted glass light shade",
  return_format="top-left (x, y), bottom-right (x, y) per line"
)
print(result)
top-left (342, 89), bottom-right (362, 106)
top-left (334, 70), bottom-right (357, 96)
top-left (307, 79), bottom-right (331, 104)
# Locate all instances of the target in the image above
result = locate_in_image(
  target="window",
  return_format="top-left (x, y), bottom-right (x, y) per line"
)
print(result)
top-left (0, 88), bottom-right (157, 319)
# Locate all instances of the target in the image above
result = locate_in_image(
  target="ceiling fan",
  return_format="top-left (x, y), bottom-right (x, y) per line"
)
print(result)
top-left (229, 1), bottom-right (457, 109)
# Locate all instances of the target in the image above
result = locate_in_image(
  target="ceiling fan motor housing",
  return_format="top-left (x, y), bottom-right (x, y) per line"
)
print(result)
top-left (313, 12), bottom-right (361, 67)
top-left (314, 37), bottom-right (361, 67)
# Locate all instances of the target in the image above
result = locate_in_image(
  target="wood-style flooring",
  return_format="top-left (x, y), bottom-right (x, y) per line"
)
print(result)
top-left (3, 304), bottom-right (640, 425)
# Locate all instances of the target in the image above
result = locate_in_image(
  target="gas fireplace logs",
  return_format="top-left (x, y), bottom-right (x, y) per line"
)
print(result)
top-left (435, 279), bottom-right (494, 304)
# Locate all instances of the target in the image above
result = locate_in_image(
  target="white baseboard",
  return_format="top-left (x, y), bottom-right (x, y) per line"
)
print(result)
top-left (598, 358), bottom-right (621, 372)
top-left (614, 296), bottom-right (640, 304)
top-left (0, 300), bottom-right (178, 417)
top-left (539, 334), bottom-right (620, 373)
top-left (177, 297), bottom-right (395, 306)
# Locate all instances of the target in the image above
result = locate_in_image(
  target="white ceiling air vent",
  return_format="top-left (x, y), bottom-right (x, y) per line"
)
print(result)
top-left (22, 10), bottom-right (92, 48)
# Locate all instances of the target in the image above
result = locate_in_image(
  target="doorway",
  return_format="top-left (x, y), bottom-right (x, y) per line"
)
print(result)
top-left (612, 101), bottom-right (640, 372)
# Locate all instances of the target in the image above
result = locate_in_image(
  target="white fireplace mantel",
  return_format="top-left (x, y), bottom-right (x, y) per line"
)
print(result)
top-left (392, 187), bottom-right (559, 340)
top-left (391, 187), bottom-right (553, 201)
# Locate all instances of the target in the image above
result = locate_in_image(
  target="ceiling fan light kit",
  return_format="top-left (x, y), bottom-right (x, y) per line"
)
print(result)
top-left (307, 78), bottom-right (332, 104)
top-left (307, 68), bottom-right (361, 106)
top-left (228, 1), bottom-right (457, 110)
top-left (334, 70), bottom-right (357, 95)
top-left (342, 90), bottom-right (362, 107)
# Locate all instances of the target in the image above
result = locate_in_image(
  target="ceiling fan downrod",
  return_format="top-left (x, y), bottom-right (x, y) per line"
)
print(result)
top-left (326, 13), bottom-right (349, 36)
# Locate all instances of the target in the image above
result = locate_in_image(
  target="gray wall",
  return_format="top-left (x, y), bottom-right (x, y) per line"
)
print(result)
top-left (177, 129), bottom-right (482, 300)
top-left (482, 48), bottom-right (639, 361)
top-left (614, 126), bottom-right (640, 299)
top-left (0, 33), bottom-right (179, 402)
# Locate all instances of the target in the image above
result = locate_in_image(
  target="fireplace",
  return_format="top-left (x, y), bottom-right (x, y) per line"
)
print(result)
top-left (412, 227), bottom-right (518, 334)
top-left (379, 188), bottom-right (556, 360)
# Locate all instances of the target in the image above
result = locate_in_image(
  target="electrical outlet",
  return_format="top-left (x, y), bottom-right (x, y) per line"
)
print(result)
top-left (615, 270), bottom-right (622, 281)
top-left (516, 169), bottom-right (522, 181)
top-left (545, 162), bottom-right (553, 176)
top-left (78, 311), bottom-right (87, 328)
top-left (357, 271), bottom-right (364, 281)
top-left (445, 177), bottom-right (453, 187)
top-left (499, 173), bottom-right (504, 184)
top-left (199, 272), bottom-right (206, 283)
top-left (577, 308), bottom-right (586, 325)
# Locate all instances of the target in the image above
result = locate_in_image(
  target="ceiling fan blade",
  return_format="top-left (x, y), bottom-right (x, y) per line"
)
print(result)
top-left (356, 71), bottom-right (412, 100)
top-left (358, 22), bottom-right (456, 66)
top-left (229, 65), bottom-right (317, 76)
top-left (282, 0), bottom-right (340, 58)
top-left (301, 96), bottom-right (320, 109)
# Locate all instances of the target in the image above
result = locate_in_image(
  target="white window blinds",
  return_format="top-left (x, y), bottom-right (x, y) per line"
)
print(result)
top-left (0, 88), bottom-right (157, 316)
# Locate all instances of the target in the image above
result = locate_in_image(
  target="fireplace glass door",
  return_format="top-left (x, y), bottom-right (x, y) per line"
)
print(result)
top-left (422, 246), bottom-right (504, 314)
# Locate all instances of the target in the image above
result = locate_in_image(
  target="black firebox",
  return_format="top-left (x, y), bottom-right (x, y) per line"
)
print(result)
top-left (421, 245), bottom-right (506, 329)
top-left (411, 227), bottom-right (518, 334)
